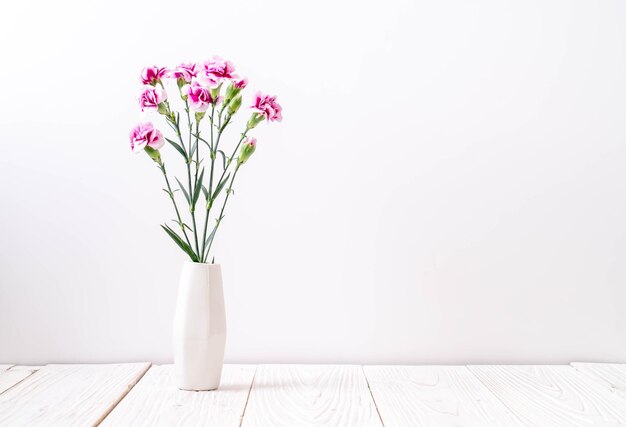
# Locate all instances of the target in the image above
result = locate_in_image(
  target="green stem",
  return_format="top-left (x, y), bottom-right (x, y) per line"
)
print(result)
top-left (201, 129), bottom-right (248, 262)
top-left (202, 122), bottom-right (244, 262)
top-left (158, 161), bottom-right (193, 250)
top-left (205, 163), bottom-right (241, 261)
top-left (195, 120), bottom-right (200, 176)
top-left (208, 105), bottom-right (216, 195)
top-left (200, 207), bottom-right (211, 262)
top-left (186, 105), bottom-right (193, 153)
top-left (219, 131), bottom-right (248, 184)
top-left (187, 105), bottom-right (200, 190)
top-left (201, 106), bottom-right (218, 261)
top-left (172, 113), bottom-right (200, 258)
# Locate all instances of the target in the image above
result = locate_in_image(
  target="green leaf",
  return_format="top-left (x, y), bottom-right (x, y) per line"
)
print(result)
top-left (192, 168), bottom-right (205, 209)
top-left (212, 173), bottom-right (230, 200)
top-left (165, 138), bottom-right (186, 159)
top-left (172, 220), bottom-right (193, 232)
top-left (204, 223), bottom-right (219, 248)
top-left (174, 177), bottom-right (191, 204)
top-left (217, 150), bottom-right (227, 170)
top-left (161, 224), bottom-right (198, 262)
top-left (202, 185), bottom-right (209, 201)
top-left (189, 140), bottom-right (198, 160)
top-left (192, 133), bottom-right (212, 149)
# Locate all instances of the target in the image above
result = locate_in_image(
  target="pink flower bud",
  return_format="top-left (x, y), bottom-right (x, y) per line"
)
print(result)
top-left (238, 137), bottom-right (257, 164)
top-left (233, 77), bottom-right (248, 89)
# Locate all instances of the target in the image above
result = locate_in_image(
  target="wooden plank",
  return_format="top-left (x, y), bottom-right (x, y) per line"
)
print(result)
top-left (242, 365), bottom-right (382, 427)
top-left (468, 365), bottom-right (626, 427)
top-left (363, 365), bottom-right (525, 426)
top-left (8, 365), bottom-right (43, 372)
top-left (101, 364), bottom-right (256, 426)
top-left (0, 363), bottom-right (150, 426)
top-left (0, 370), bottom-right (34, 395)
top-left (571, 363), bottom-right (626, 402)
top-left (0, 365), bottom-right (43, 394)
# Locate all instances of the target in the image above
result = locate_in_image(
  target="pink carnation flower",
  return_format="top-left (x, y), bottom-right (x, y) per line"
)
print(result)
top-left (169, 63), bottom-right (198, 83)
top-left (129, 122), bottom-right (164, 153)
top-left (141, 66), bottom-right (168, 85)
top-left (233, 77), bottom-right (248, 89)
top-left (198, 56), bottom-right (236, 88)
top-left (250, 92), bottom-right (282, 122)
top-left (139, 86), bottom-right (167, 112)
top-left (182, 81), bottom-right (214, 112)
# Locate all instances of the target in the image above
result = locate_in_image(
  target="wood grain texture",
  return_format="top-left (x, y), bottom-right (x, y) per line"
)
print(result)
top-left (572, 363), bottom-right (626, 403)
top-left (363, 365), bottom-right (524, 426)
top-left (0, 363), bottom-right (150, 426)
top-left (101, 364), bottom-right (256, 427)
top-left (242, 365), bottom-right (382, 427)
top-left (469, 365), bottom-right (626, 427)
top-left (9, 365), bottom-right (44, 372)
top-left (0, 369), bottom-right (34, 395)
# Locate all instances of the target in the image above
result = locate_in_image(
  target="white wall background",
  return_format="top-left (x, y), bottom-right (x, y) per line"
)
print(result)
top-left (1, 0), bottom-right (625, 365)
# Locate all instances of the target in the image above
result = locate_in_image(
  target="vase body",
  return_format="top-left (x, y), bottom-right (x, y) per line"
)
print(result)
top-left (173, 262), bottom-right (227, 391)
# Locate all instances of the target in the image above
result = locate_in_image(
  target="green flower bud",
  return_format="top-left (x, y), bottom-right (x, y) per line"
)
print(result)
top-left (224, 81), bottom-right (245, 107)
top-left (144, 146), bottom-right (162, 163)
top-left (238, 137), bottom-right (257, 165)
top-left (157, 102), bottom-right (169, 115)
top-left (195, 111), bottom-right (205, 122)
top-left (210, 83), bottom-right (222, 102)
top-left (224, 83), bottom-right (236, 106)
top-left (246, 112), bottom-right (265, 130)
top-left (228, 95), bottom-right (242, 116)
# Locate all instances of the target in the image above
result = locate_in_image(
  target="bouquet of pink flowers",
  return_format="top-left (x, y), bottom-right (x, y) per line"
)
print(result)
top-left (129, 57), bottom-right (282, 263)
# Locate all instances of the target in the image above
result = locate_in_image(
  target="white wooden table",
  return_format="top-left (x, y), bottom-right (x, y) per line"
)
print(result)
top-left (0, 363), bottom-right (625, 426)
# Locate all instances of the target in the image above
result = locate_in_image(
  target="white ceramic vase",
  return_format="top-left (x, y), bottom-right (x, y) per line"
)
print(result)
top-left (173, 262), bottom-right (227, 391)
